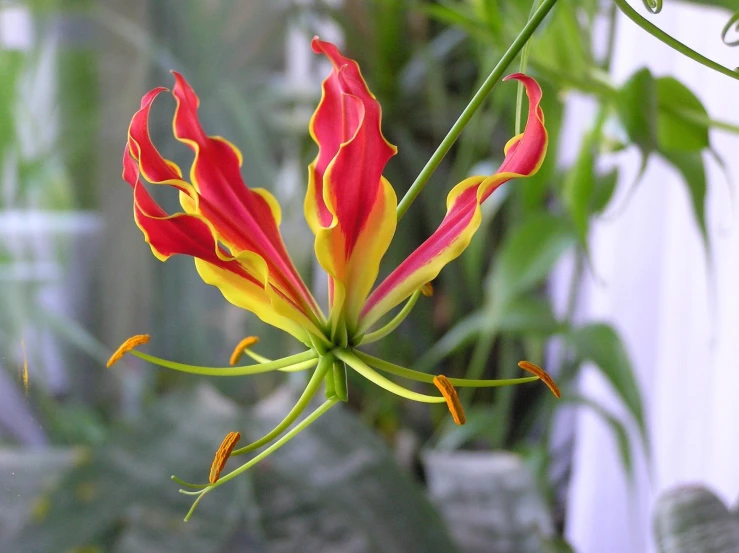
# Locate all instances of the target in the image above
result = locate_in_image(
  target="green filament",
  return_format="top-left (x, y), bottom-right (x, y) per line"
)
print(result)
top-left (359, 290), bottom-right (421, 344)
top-left (335, 349), bottom-right (445, 404)
top-left (354, 351), bottom-right (538, 387)
top-left (129, 349), bottom-right (316, 376)
top-left (181, 397), bottom-right (339, 521)
top-left (230, 354), bottom-right (334, 456)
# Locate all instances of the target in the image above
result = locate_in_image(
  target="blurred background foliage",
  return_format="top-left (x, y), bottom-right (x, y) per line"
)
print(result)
top-left (0, 0), bottom-right (736, 551)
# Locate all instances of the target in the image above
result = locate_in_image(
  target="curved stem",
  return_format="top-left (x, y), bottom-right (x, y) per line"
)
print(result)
top-left (359, 290), bottom-right (421, 344)
top-left (335, 349), bottom-right (445, 404)
top-left (230, 354), bottom-right (334, 456)
top-left (129, 349), bottom-right (317, 376)
top-left (723, 11), bottom-right (739, 47)
top-left (354, 350), bottom-right (538, 387)
top-left (395, 0), bottom-right (561, 221)
top-left (613, 0), bottom-right (739, 80)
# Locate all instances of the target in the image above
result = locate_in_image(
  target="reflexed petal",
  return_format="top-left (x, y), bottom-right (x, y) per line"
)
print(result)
top-left (170, 73), bottom-right (318, 316)
top-left (305, 38), bottom-right (398, 335)
top-left (123, 146), bottom-right (315, 343)
top-left (360, 74), bottom-right (547, 329)
top-left (126, 76), bottom-right (323, 321)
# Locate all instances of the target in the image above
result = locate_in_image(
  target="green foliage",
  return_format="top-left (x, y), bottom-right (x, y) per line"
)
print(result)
top-left (615, 68), bottom-right (713, 246)
top-left (3, 0), bottom-right (737, 550)
top-left (1, 386), bottom-right (458, 553)
top-left (488, 213), bottom-right (576, 314)
top-left (567, 323), bottom-right (647, 448)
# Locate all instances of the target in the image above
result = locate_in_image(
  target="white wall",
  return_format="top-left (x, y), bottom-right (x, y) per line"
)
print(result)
top-left (565, 3), bottom-right (739, 552)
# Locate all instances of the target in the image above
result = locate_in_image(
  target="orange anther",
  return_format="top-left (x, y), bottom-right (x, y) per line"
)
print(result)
top-left (518, 361), bottom-right (561, 398)
top-left (421, 282), bottom-right (434, 297)
top-left (106, 334), bottom-right (150, 368)
top-left (209, 431), bottom-right (241, 484)
top-left (229, 336), bottom-right (259, 366)
top-left (433, 375), bottom-right (466, 425)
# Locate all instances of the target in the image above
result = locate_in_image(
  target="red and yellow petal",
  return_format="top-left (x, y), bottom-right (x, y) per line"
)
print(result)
top-left (170, 73), bottom-right (320, 317)
top-left (305, 38), bottom-right (397, 335)
top-left (123, 143), bottom-right (317, 344)
top-left (360, 74), bottom-right (547, 330)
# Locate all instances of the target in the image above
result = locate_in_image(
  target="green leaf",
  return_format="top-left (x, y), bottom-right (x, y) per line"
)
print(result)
top-left (661, 151), bottom-right (708, 250)
top-left (616, 68), bottom-right (658, 158)
top-left (415, 311), bottom-right (484, 372)
top-left (563, 138), bottom-right (595, 243)
top-left (498, 295), bottom-right (561, 335)
top-left (542, 536), bottom-right (578, 553)
top-left (562, 394), bottom-right (634, 481)
top-left (567, 323), bottom-right (647, 449)
top-left (591, 168), bottom-right (618, 214)
top-left (531, 2), bottom-right (591, 79)
top-left (416, 295), bottom-right (560, 372)
top-left (655, 77), bottom-right (710, 152)
top-left (488, 213), bottom-right (577, 310)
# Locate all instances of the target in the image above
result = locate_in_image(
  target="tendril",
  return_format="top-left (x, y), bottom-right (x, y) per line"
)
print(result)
top-left (613, 0), bottom-right (739, 81)
top-left (722, 11), bottom-right (739, 47)
top-left (641, 0), bottom-right (662, 15)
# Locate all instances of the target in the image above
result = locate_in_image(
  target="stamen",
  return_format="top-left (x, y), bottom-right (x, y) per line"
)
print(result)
top-left (230, 354), bottom-right (333, 456)
top-left (107, 334), bottom-right (150, 367)
top-left (209, 431), bottom-right (241, 483)
top-left (128, 349), bottom-right (317, 376)
top-left (181, 397), bottom-right (340, 521)
top-left (229, 336), bottom-right (259, 366)
top-left (354, 350), bottom-right (538, 387)
top-left (335, 349), bottom-right (446, 404)
top-left (421, 282), bottom-right (434, 297)
top-left (518, 361), bottom-right (561, 398)
top-left (433, 375), bottom-right (466, 425)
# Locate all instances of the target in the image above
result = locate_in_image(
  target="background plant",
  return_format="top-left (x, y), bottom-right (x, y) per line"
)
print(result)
top-left (1, 0), bottom-right (737, 551)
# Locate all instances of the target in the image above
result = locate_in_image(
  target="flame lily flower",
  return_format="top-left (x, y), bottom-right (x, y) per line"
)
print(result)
top-left (114, 37), bottom-right (556, 519)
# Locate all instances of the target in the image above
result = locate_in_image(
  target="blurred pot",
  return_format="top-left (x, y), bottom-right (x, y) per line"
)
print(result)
top-left (423, 450), bottom-right (554, 553)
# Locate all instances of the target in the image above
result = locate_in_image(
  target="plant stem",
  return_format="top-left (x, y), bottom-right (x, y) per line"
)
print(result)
top-left (396, 0), bottom-right (561, 221)
top-left (612, 0), bottom-right (739, 81)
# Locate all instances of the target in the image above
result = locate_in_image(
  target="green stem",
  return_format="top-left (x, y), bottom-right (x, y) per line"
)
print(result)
top-left (230, 354), bottom-right (333, 456)
top-left (332, 360), bottom-right (349, 401)
top-left (395, 0), bottom-right (561, 221)
top-left (182, 397), bottom-right (339, 521)
top-left (665, 106), bottom-right (739, 135)
top-left (354, 350), bottom-right (537, 387)
top-left (359, 290), bottom-right (421, 344)
top-left (602, 1), bottom-right (618, 72)
top-left (129, 349), bottom-right (316, 376)
top-left (335, 349), bottom-right (445, 404)
top-left (613, 0), bottom-right (739, 81)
